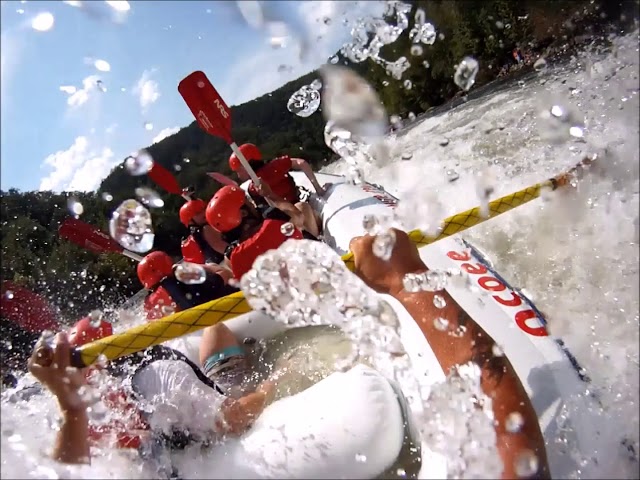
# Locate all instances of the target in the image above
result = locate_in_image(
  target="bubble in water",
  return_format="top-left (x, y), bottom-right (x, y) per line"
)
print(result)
top-left (102, 192), bottom-right (113, 202)
top-left (433, 294), bottom-right (446, 309)
top-left (533, 57), bottom-right (548, 71)
top-left (382, 56), bottom-right (410, 80)
top-left (447, 169), bottom-right (460, 182)
top-left (94, 59), bottom-right (111, 72)
top-left (287, 85), bottom-right (321, 118)
top-left (281, 222), bottom-right (296, 237)
top-left (174, 263), bottom-right (206, 285)
top-left (514, 450), bottom-right (539, 477)
top-left (320, 65), bottom-right (388, 139)
top-left (67, 197), bottom-right (84, 217)
top-left (410, 22), bottom-right (437, 45)
top-left (434, 316), bottom-right (449, 331)
top-left (401, 151), bottom-right (413, 160)
top-left (135, 187), bottom-right (164, 208)
top-left (454, 57), bottom-right (479, 91)
top-left (32, 12), bottom-right (55, 32)
top-left (88, 310), bottom-right (103, 328)
top-left (125, 150), bottom-right (154, 176)
top-left (403, 79), bottom-right (412, 90)
top-left (109, 199), bottom-right (154, 253)
top-left (505, 411), bottom-right (525, 433)
top-left (372, 229), bottom-right (396, 260)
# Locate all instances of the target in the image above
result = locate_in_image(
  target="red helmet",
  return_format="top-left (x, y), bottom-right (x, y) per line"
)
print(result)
top-left (229, 143), bottom-right (261, 172)
top-left (68, 316), bottom-right (113, 347)
top-left (137, 251), bottom-right (174, 290)
top-left (179, 199), bottom-right (206, 227)
top-left (205, 186), bottom-right (246, 233)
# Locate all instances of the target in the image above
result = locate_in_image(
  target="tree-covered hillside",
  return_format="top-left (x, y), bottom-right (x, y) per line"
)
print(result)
top-left (1, 0), bottom-right (636, 321)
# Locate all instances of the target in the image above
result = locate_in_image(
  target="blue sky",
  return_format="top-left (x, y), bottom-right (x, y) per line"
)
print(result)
top-left (1, 0), bottom-right (384, 192)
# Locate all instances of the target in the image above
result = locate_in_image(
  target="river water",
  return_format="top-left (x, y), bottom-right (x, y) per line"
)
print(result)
top-left (1, 32), bottom-right (638, 479)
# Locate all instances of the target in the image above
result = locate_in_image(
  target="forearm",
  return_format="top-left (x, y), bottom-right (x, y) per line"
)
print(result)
top-left (394, 289), bottom-right (550, 479)
top-left (221, 390), bottom-right (268, 435)
top-left (292, 159), bottom-right (322, 191)
top-left (52, 408), bottom-right (91, 464)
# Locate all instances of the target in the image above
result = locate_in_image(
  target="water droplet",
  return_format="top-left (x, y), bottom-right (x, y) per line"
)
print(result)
top-left (280, 222), bottom-right (296, 237)
top-left (124, 150), bottom-right (154, 176)
top-left (144, 122), bottom-right (153, 131)
top-left (174, 263), bottom-right (207, 285)
top-left (403, 79), bottom-right (412, 90)
top-left (434, 316), bottom-right (449, 331)
top-left (362, 214), bottom-right (379, 235)
top-left (88, 310), bottom-right (103, 328)
top-left (310, 79), bottom-right (322, 90)
top-left (410, 44), bottom-right (423, 56)
top-left (328, 55), bottom-right (339, 64)
top-left (67, 197), bottom-right (84, 217)
top-left (396, 468), bottom-right (407, 477)
top-left (105, 0), bottom-right (130, 12)
top-left (423, 60), bottom-right (430, 69)
top-left (433, 294), bottom-right (446, 309)
top-left (410, 21), bottom-right (436, 45)
top-left (32, 12), bottom-right (55, 32)
top-left (439, 137), bottom-right (450, 147)
top-left (401, 151), bottom-right (413, 160)
top-left (94, 59), bottom-right (111, 72)
top-left (287, 85), bottom-right (321, 118)
top-left (454, 57), bottom-right (479, 91)
top-left (109, 199), bottom-right (154, 253)
top-left (5, 290), bottom-right (14, 300)
top-left (346, 166), bottom-right (365, 185)
top-left (495, 20), bottom-right (504, 29)
top-left (102, 192), bottom-right (113, 202)
top-left (320, 65), bottom-right (388, 140)
top-left (533, 57), bottom-right (547, 71)
top-left (372, 229), bottom-right (396, 261)
top-left (569, 126), bottom-right (584, 138)
top-left (446, 169), bottom-right (460, 182)
top-left (492, 343), bottom-right (505, 357)
top-left (505, 411), bottom-right (525, 433)
top-left (135, 187), bottom-right (164, 208)
top-left (514, 450), bottom-right (539, 477)
top-left (354, 453), bottom-right (367, 463)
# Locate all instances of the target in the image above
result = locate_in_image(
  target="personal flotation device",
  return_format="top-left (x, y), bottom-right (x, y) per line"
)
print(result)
top-left (89, 345), bottom-right (225, 450)
top-left (181, 226), bottom-right (224, 265)
top-left (143, 274), bottom-right (239, 320)
top-left (226, 218), bottom-right (304, 279)
top-left (247, 156), bottom-right (299, 204)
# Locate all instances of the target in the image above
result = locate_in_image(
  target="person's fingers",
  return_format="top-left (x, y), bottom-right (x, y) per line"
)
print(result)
top-left (52, 332), bottom-right (71, 370)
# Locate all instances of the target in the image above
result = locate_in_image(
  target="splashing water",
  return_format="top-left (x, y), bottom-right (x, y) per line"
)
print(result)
top-left (108, 199), bottom-right (154, 253)
top-left (174, 263), bottom-right (206, 285)
top-left (135, 187), bottom-right (164, 209)
top-left (124, 150), bottom-right (154, 176)
top-left (287, 85), bottom-right (321, 118)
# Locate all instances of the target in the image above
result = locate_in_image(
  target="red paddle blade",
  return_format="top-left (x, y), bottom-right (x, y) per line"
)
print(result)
top-left (206, 172), bottom-right (238, 187)
top-left (148, 162), bottom-right (183, 195)
top-left (178, 71), bottom-right (232, 144)
top-left (58, 218), bottom-right (124, 255)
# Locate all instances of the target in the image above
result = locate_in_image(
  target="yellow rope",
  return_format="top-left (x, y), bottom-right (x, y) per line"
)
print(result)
top-left (74, 159), bottom-right (589, 368)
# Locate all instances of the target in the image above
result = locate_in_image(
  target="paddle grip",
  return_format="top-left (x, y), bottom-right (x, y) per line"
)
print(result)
top-left (229, 142), bottom-right (277, 208)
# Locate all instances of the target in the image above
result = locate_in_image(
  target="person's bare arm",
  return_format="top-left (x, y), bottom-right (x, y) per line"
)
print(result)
top-left (28, 333), bottom-right (91, 464)
top-left (202, 224), bottom-right (228, 255)
top-left (291, 157), bottom-right (324, 194)
top-left (349, 229), bottom-right (550, 480)
top-left (217, 381), bottom-right (276, 435)
top-left (253, 183), bottom-right (305, 229)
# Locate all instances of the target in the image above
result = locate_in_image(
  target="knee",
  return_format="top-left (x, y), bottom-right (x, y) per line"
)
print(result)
top-left (199, 323), bottom-right (239, 362)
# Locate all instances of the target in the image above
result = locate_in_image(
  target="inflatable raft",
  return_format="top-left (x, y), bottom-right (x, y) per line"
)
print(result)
top-left (159, 172), bottom-right (603, 479)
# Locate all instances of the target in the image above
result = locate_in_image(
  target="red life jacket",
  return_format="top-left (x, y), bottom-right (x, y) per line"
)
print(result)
top-left (247, 156), bottom-right (298, 203)
top-left (143, 286), bottom-right (177, 321)
top-left (181, 226), bottom-right (224, 265)
top-left (229, 219), bottom-right (303, 280)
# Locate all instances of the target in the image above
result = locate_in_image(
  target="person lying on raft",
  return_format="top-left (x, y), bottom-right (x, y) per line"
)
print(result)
top-left (27, 310), bottom-right (285, 467)
top-left (228, 143), bottom-right (324, 238)
top-left (349, 228), bottom-right (551, 480)
top-left (205, 185), bottom-right (306, 280)
top-left (179, 198), bottom-right (229, 266)
top-left (138, 251), bottom-right (238, 320)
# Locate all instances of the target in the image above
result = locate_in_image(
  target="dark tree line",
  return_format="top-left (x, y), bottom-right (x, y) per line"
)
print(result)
top-left (1, 0), bottom-right (636, 321)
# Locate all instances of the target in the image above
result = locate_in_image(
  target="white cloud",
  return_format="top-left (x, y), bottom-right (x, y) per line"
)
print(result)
top-left (132, 69), bottom-right (160, 111)
top-left (152, 126), bottom-right (180, 144)
top-left (39, 136), bottom-right (117, 192)
top-left (222, 1), bottom-right (385, 105)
